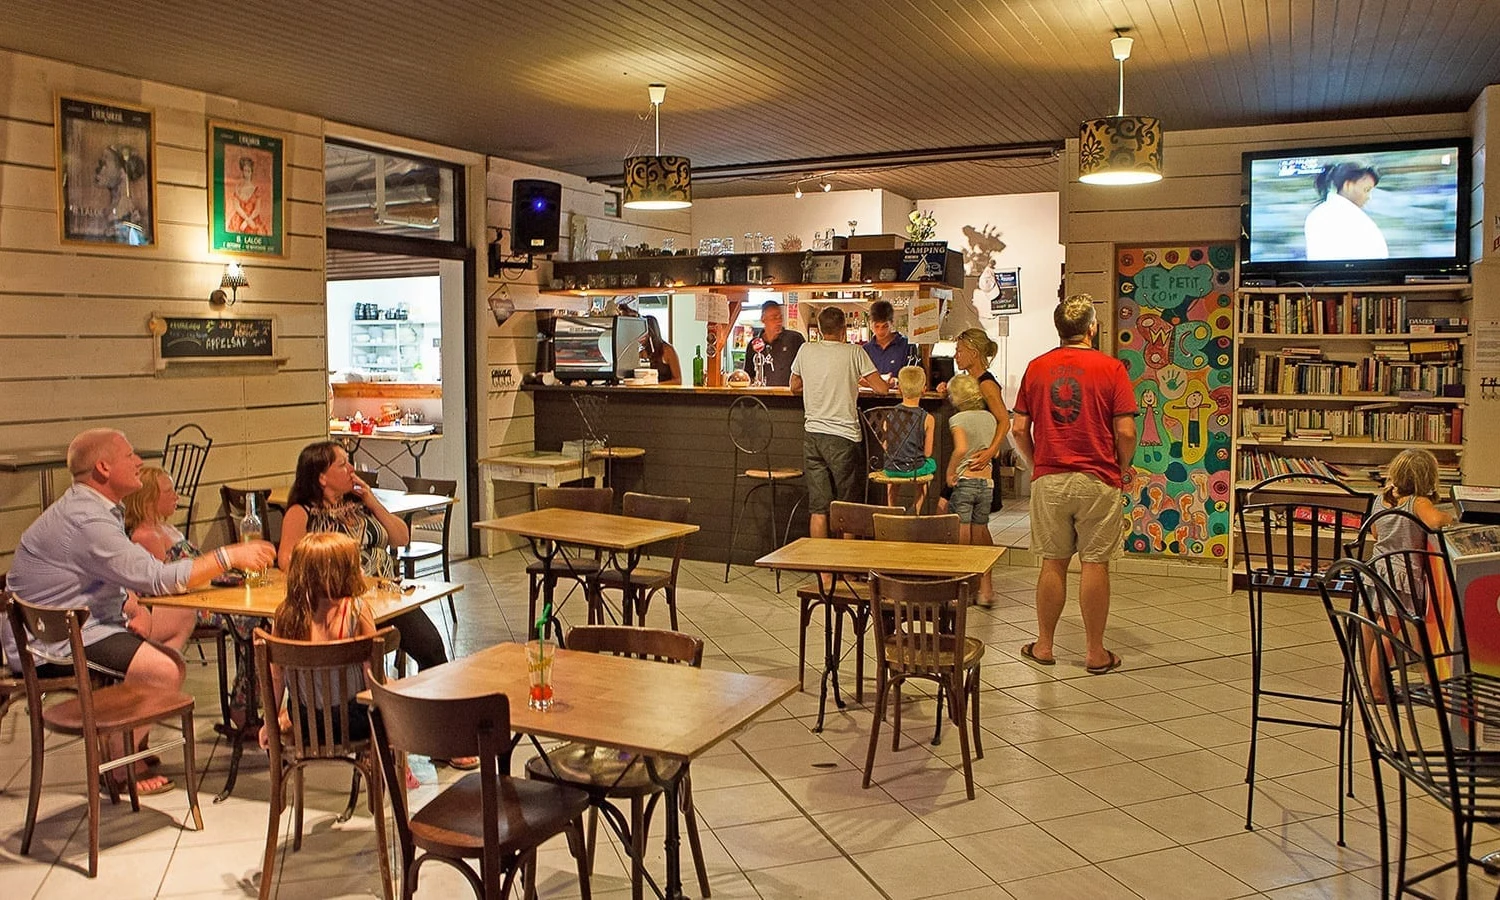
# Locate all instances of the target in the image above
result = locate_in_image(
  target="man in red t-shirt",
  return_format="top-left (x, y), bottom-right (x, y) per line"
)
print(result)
top-left (1011, 295), bottom-right (1138, 675)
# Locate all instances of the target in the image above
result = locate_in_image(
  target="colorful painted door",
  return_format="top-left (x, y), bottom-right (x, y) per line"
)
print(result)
top-left (1115, 244), bottom-right (1235, 559)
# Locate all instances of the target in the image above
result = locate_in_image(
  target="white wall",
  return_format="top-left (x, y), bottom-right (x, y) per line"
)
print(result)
top-left (918, 192), bottom-right (1065, 403)
top-left (326, 275), bottom-right (441, 374)
top-left (692, 189), bottom-right (891, 246)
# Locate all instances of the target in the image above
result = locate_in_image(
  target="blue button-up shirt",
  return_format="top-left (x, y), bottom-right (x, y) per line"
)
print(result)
top-left (6, 482), bottom-right (195, 662)
top-left (863, 332), bottom-right (913, 376)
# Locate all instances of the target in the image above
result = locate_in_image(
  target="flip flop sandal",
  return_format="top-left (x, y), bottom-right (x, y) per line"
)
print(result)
top-left (102, 775), bottom-right (175, 798)
top-left (434, 757), bottom-right (481, 771)
top-left (1020, 642), bottom-right (1056, 666)
top-left (1086, 651), bottom-right (1124, 675)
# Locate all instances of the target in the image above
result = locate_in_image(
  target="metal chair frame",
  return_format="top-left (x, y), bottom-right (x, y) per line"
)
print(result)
top-left (1234, 471), bottom-right (1374, 842)
top-left (724, 395), bottom-right (804, 586)
top-left (161, 423), bottom-right (212, 529)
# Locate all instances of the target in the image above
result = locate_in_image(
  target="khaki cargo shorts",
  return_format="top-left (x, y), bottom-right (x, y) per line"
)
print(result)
top-left (1029, 471), bottom-right (1126, 563)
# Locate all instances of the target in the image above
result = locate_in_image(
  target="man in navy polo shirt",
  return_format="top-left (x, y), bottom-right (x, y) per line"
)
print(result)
top-left (862, 299), bottom-right (913, 379)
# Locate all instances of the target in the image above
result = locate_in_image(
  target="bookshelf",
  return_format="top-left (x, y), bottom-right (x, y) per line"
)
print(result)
top-left (1232, 284), bottom-right (1469, 492)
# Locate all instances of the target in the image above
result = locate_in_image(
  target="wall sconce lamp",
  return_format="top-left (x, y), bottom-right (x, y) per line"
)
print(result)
top-left (209, 263), bottom-right (248, 307)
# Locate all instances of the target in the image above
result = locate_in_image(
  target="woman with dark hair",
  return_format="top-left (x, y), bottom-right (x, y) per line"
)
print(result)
top-left (276, 441), bottom-right (477, 768)
top-left (1304, 160), bottom-right (1388, 260)
top-left (638, 315), bottom-right (682, 384)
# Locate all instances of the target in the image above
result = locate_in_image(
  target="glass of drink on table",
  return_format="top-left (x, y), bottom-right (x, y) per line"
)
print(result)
top-left (239, 495), bottom-right (265, 587)
top-left (526, 638), bottom-right (555, 711)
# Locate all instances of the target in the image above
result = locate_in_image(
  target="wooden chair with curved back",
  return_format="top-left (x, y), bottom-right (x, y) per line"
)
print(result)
top-left (588, 492), bottom-right (691, 629)
top-left (8, 595), bottom-right (203, 877)
top-left (367, 679), bottom-right (592, 900)
top-left (524, 626), bottom-right (710, 900)
top-left (527, 486), bottom-right (614, 635)
top-left (793, 501), bottom-right (901, 700)
top-left (254, 626), bottom-right (398, 900)
top-left (871, 513), bottom-right (961, 545)
top-left (864, 573), bottom-right (985, 800)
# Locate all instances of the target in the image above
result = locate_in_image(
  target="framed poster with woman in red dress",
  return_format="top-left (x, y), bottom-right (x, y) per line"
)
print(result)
top-left (208, 122), bottom-right (286, 257)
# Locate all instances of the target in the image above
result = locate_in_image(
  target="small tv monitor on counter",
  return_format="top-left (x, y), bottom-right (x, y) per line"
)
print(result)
top-left (1240, 138), bottom-right (1471, 286)
top-left (552, 315), bottom-right (648, 383)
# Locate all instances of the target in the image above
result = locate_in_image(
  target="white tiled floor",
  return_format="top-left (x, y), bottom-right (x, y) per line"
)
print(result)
top-left (3, 548), bottom-right (1497, 898)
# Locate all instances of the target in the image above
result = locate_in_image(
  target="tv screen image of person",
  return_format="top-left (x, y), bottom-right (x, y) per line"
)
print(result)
top-left (1241, 138), bottom-right (1470, 284)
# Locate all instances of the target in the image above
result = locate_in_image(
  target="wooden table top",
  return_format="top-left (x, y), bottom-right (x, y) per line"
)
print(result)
top-left (143, 571), bottom-right (461, 623)
top-left (475, 508), bottom-right (699, 551)
top-left (365, 642), bottom-right (796, 761)
top-left (755, 537), bottom-right (1005, 577)
top-left (265, 487), bottom-right (455, 517)
top-left (480, 451), bottom-right (595, 471)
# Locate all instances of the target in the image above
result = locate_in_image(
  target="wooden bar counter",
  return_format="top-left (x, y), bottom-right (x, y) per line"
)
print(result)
top-left (527, 382), bottom-right (954, 565)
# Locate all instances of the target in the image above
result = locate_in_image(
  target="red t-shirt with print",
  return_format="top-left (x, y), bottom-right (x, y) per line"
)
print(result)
top-left (1014, 346), bottom-right (1137, 489)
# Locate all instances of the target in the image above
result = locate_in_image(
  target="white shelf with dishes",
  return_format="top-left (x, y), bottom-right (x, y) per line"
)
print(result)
top-left (1232, 284), bottom-right (1469, 493)
top-left (351, 321), bottom-right (425, 374)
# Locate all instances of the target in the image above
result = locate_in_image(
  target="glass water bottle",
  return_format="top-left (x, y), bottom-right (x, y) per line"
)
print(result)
top-left (239, 495), bottom-right (264, 587)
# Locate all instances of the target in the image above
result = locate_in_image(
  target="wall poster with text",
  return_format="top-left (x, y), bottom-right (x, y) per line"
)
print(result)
top-left (56, 95), bottom-right (156, 247)
top-left (209, 122), bottom-right (286, 257)
top-left (1115, 244), bottom-right (1236, 559)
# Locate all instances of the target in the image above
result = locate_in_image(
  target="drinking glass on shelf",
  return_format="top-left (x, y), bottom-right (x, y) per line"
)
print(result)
top-left (724, 236), bottom-right (735, 254)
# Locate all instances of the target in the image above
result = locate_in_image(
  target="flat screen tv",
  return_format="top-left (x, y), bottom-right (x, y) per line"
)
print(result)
top-left (1240, 138), bottom-right (1471, 285)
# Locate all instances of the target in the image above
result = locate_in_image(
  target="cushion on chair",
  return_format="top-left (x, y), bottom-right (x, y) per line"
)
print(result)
top-left (523, 744), bottom-right (683, 798)
top-left (409, 773), bottom-right (590, 854)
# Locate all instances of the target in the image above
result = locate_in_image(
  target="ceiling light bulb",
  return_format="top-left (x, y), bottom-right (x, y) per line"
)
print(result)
top-left (820, 180), bottom-right (832, 192)
top-left (794, 184), bottom-right (803, 199)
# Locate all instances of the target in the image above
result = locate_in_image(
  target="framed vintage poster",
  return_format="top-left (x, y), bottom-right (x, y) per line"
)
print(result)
top-left (56, 95), bottom-right (157, 247)
top-left (208, 122), bottom-right (286, 256)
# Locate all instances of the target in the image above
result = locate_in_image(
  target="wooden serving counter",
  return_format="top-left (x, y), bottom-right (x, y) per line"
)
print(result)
top-left (526, 383), bottom-right (955, 565)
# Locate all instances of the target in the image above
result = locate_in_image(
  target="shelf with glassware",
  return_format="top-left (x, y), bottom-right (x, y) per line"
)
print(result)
top-left (542, 248), bottom-right (965, 296)
top-left (1232, 284), bottom-right (1469, 492)
top-left (351, 321), bottom-right (425, 374)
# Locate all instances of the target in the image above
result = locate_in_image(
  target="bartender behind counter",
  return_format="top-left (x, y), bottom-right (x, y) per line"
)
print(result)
top-left (639, 316), bottom-right (683, 384)
top-left (862, 299), bottom-right (913, 379)
top-left (742, 300), bottom-right (804, 387)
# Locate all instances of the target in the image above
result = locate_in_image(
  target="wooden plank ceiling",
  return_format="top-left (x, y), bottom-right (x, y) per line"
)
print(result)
top-left (2, 1), bottom-right (1497, 199)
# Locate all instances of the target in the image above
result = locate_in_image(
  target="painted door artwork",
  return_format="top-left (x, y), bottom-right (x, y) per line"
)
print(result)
top-left (1115, 244), bottom-right (1235, 559)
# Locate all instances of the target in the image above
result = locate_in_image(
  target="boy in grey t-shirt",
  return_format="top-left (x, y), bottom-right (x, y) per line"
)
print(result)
top-left (790, 306), bottom-right (890, 539)
top-left (946, 374), bottom-right (998, 604)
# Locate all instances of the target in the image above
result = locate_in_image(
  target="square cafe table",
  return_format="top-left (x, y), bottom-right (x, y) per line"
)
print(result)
top-left (145, 573), bottom-right (461, 801)
top-left (476, 508), bottom-right (698, 637)
top-left (756, 537), bottom-right (1005, 731)
top-left (368, 642), bottom-right (795, 900)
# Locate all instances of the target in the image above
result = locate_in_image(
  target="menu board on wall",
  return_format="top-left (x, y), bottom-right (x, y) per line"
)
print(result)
top-left (149, 313), bottom-right (281, 370)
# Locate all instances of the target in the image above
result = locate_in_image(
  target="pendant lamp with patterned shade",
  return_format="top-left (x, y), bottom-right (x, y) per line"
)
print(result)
top-left (1078, 35), bottom-right (1163, 185)
top-left (623, 84), bottom-right (692, 210)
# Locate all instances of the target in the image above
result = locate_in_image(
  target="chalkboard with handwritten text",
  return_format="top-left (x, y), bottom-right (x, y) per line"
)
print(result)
top-left (150, 314), bottom-right (280, 369)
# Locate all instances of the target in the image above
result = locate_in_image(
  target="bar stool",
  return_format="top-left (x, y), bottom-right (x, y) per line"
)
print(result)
top-left (724, 395), bottom-right (804, 588)
top-left (863, 406), bottom-right (934, 513)
top-left (573, 393), bottom-right (646, 497)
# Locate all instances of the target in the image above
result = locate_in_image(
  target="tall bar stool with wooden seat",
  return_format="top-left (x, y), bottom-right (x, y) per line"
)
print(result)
top-left (574, 392), bottom-right (647, 496)
top-left (724, 395), bottom-right (804, 587)
top-left (863, 406), bottom-right (935, 513)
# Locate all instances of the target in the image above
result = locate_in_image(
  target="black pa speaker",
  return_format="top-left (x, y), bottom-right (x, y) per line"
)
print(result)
top-left (511, 179), bottom-right (561, 255)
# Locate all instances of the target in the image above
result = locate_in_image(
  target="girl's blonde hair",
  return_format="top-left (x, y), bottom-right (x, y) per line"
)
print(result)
top-left (122, 466), bottom-right (171, 533)
top-left (1384, 448), bottom-right (1441, 506)
top-left (955, 327), bottom-right (998, 366)
top-left (274, 532), bottom-right (370, 641)
top-left (948, 374), bottom-right (986, 412)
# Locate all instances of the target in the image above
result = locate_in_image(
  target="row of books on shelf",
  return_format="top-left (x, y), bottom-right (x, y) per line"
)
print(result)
top-left (1370, 339), bottom-right (1463, 361)
top-left (1237, 293), bottom-right (1467, 335)
top-left (1237, 449), bottom-right (1461, 486)
top-left (1239, 405), bottom-right (1462, 443)
top-left (1237, 352), bottom-right (1462, 395)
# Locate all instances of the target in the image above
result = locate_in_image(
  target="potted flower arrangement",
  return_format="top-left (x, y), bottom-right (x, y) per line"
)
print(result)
top-left (907, 209), bottom-right (938, 241)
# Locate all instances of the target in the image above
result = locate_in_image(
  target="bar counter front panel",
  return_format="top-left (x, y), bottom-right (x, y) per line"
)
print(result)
top-left (527, 384), bottom-right (953, 565)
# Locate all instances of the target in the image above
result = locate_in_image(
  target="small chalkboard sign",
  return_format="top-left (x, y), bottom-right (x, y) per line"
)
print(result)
top-left (149, 313), bottom-right (282, 370)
